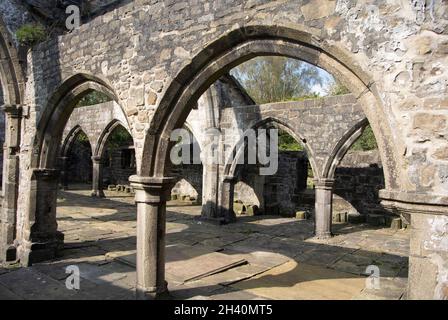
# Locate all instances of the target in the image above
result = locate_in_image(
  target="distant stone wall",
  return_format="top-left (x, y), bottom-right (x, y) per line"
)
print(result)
top-left (234, 151), bottom-right (308, 215)
top-left (61, 101), bottom-right (130, 155)
top-left (333, 150), bottom-right (386, 216)
top-left (171, 164), bottom-right (203, 202)
top-left (103, 147), bottom-right (136, 186)
top-left (66, 141), bottom-right (92, 183)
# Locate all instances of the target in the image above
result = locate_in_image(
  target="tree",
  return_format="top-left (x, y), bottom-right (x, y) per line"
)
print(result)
top-left (278, 130), bottom-right (303, 151)
top-left (350, 125), bottom-right (378, 151)
top-left (328, 79), bottom-right (350, 96)
top-left (231, 56), bottom-right (325, 104)
top-left (77, 90), bottom-right (111, 107)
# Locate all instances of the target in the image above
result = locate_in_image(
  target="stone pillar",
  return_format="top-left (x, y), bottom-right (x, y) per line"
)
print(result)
top-left (200, 88), bottom-right (221, 221)
top-left (59, 156), bottom-right (68, 190)
top-left (218, 175), bottom-right (237, 223)
top-left (200, 133), bottom-right (221, 222)
top-left (129, 175), bottom-right (174, 300)
top-left (0, 104), bottom-right (21, 263)
top-left (380, 190), bottom-right (448, 300)
top-left (19, 169), bottom-right (64, 266)
top-left (91, 156), bottom-right (105, 197)
top-left (314, 178), bottom-right (335, 239)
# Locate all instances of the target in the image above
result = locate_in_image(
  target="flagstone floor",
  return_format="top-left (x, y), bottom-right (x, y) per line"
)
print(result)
top-left (0, 186), bottom-right (409, 300)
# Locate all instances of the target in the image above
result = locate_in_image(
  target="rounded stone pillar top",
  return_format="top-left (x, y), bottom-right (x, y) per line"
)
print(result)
top-left (222, 175), bottom-right (236, 182)
top-left (0, 104), bottom-right (22, 116)
top-left (31, 168), bottom-right (60, 180)
top-left (313, 178), bottom-right (335, 189)
top-left (129, 175), bottom-right (175, 204)
top-left (380, 189), bottom-right (448, 216)
top-left (129, 175), bottom-right (175, 186)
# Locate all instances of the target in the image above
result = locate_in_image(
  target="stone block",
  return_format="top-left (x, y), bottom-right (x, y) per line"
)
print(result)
top-left (295, 210), bottom-right (307, 220)
top-left (348, 213), bottom-right (366, 224)
top-left (233, 202), bottom-right (245, 215)
top-left (366, 214), bottom-right (386, 226)
top-left (389, 217), bottom-right (403, 230)
top-left (246, 205), bottom-right (259, 216)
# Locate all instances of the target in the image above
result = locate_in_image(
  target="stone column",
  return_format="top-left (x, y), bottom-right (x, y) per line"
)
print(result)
top-left (381, 190), bottom-right (448, 300)
top-left (19, 169), bottom-right (64, 266)
top-left (129, 175), bottom-right (174, 300)
top-left (59, 156), bottom-right (69, 190)
top-left (91, 156), bottom-right (105, 197)
top-left (200, 88), bottom-right (221, 221)
top-left (314, 178), bottom-right (335, 239)
top-left (218, 175), bottom-right (237, 223)
top-left (200, 131), bottom-right (221, 222)
top-left (0, 104), bottom-right (21, 263)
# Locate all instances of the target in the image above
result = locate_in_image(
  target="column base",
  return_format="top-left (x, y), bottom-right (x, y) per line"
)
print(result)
top-left (19, 231), bottom-right (64, 266)
top-left (135, 281), bottom-right (169, 300)
top-left (314, 232), bottom-right (333, 240)
top-left (91, 190), bottom-right (105, 198)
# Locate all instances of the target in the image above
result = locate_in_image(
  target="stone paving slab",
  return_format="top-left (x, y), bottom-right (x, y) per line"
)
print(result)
top-left (353, 278), bottom-right (407, 300)
top-left (231, 261), bottom-right (367, 300)
top-left (0, 268), bottom-right (92, 300)
top-left (0, 188), bottom-right (411, 300)
top-left (0, 283), bottom-right (23, 300)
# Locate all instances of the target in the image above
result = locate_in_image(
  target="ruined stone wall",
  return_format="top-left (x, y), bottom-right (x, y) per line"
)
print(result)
top-left (234, 151), bottom-right (308, 215)
top-left (61, 101), bottom-right (130, 155)
top-left (333, 150), bottom-right (386, 217)
top-left (103, 147), bottom-right (136, 185)
top-left (9, 0), bottom-right (448, 298)
top-left (220, 95), bottom-right (365, 179)
top-left (66, 139), bottom-right (92, 183)
top-left (171, 164), bottom-right (203, 201)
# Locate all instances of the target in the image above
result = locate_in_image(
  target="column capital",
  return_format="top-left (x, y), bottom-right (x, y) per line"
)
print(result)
top-left (91, 156), bottom-right (102, 163)
top-left (31, 168), bottom-right (60, 181)
top-left (313, 178), bottom-right (335, 189)
top-left (380, 189), bottom-right (448, 216)
top-left (222, 175), bottom-right (236, 183)
top-left (0, 104), bottom-right (23, 117)
top-left (129, 176), bottom-right (175, 204)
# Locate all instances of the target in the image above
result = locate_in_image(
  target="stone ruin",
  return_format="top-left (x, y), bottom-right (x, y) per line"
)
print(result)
top-left (0, 0), bottom-right (447, 300)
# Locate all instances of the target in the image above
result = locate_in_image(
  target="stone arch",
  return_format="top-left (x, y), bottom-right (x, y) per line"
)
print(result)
top-left (94, 119), bottom-right (131, 159)
top-left (183, 121), bottom-right (203, 154)
top-left (60, 124), bottom-right (93, 158)
top-left (142, 25), bottom-right (402, 191)
top-left (223, 116), bottom-right (318, 179)
top-left (22, 73), bottom-right (125, 265)
top-left (323, 117), bottom-right (369, 180)
top-left (0, 16), bottom-right (24, 106)
top-left (0, 16), bottom-right (24, 263)
top-left (32, 73), bottom-right (122, 169)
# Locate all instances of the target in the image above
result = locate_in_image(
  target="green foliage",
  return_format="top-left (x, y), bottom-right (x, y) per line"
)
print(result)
top-left (278, 129), bottom-right (303, 151)
top-left (16, 24), bottom-right (47, 46)
top-left (106, 126), bottom-right (133, 150)
top-left (75, 131), bottom-right (90, 147)
top-left (350, 124), bottom-right (378, 151)
top-left (329, 80), bottom-right (350, 96)
top-left (77, 91), bottom-right (112, 107)
top-left (231, 56), bottom-right (325, 104)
